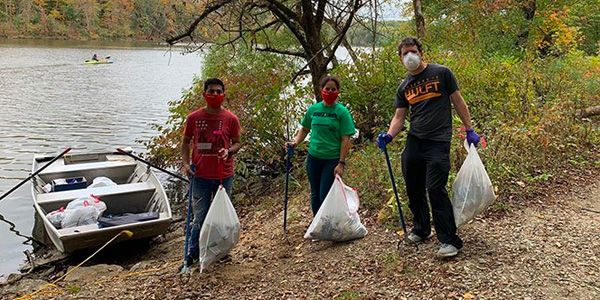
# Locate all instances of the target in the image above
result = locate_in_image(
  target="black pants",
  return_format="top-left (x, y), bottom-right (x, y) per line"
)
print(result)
top-left (401, 134), bottom-right (462, 248)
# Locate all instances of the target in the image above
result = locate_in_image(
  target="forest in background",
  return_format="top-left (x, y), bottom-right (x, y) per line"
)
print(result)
top-left (0, 0), bottom-right (405, 44)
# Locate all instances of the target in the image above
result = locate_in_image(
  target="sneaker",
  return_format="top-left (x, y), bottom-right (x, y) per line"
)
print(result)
top-left (406, 232), bottom-right (434, 244)
top-left (219, 254), bottom-right (232, 263)
top-left (437, 244), bottom-right (462, 257)
top-left (186, 254), bottom-right (199, 266)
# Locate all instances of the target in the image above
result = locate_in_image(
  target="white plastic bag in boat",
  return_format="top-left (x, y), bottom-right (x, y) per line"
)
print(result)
top-left (87, 177), bottom-right (117, 189)
top-left (61, 206), bottom-right (100, 228)
top-left (65, 195), bottom-right (107, 215)
top-left (198, 185), bottom-right (240, 272)
top-left (304, 175), bottom-right (368, 242)
top-left (452, 140), bottom-right (496, 228)
top-left (46, 207), bottom-right (66, 229)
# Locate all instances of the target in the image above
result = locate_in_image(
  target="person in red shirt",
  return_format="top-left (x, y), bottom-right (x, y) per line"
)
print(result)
top-left (180, 78), bottom-right (242, 266)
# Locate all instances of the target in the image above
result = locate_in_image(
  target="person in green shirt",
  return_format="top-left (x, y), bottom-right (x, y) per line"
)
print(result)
top-left (287, 75), bottom-right (356, 217)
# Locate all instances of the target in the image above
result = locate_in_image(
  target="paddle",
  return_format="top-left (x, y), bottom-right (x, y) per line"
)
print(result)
top-left (115, 148), bottom-right (189, 183)
top-left (0, 148), bottom-right (72, 202)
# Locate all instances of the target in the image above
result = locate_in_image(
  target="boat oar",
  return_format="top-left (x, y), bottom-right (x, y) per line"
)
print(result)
top-left (115, 148), bottom-right (189, 183)
top-left (0, 148), bottom-right (71, 203)
top-left (283, 144), bottom-right (294, 239)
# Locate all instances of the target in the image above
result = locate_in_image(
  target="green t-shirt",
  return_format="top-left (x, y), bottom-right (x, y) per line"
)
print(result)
top-left (301, 102), bottom-right (356, 159)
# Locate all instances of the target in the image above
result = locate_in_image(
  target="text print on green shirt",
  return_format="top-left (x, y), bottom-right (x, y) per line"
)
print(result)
top-left (301, 102), bottom-right (356, 159)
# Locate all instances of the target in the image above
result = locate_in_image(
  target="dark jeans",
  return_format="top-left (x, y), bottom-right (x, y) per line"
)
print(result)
top-left (401, 134), bottom-right (462, 248)
top-left (306, 153), bottom-right (338, 216)
top-left (188, 176), bottom-right (233, 259)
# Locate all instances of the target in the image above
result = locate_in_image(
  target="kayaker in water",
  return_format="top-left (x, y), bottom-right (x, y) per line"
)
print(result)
top-left (91, 54), bottom-right (99, 61)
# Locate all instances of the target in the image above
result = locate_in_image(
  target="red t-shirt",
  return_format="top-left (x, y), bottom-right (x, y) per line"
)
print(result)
top-left (183, 108), bottom-right (241, 179)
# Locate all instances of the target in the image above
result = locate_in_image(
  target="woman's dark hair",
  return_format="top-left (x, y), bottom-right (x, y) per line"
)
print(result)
top-left (204, 78), bottom-right (225, 92)
top-left (319, 75), bottom-right (341, 89)
top-left (398, 36), bottom-right (423, 56)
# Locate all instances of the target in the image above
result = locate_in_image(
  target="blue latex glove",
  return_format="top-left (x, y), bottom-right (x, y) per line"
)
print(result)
top-left (465, 129), bottom-right (480, 147)
top-left (376, 133), bottom-right (393, 149)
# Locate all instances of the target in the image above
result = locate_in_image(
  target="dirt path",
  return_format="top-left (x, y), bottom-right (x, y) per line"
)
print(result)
top-left (3, 179), bottom-right (599, 300)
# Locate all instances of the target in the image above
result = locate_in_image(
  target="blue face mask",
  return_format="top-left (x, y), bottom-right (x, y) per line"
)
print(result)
top-left (403, 52), bottom-right (421, 71)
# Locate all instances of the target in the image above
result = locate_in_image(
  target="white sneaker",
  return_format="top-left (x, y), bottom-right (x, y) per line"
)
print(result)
top-left (437, 244), bottom-right (462, 257)
top-left (406, 232), bottom-right (434, 244)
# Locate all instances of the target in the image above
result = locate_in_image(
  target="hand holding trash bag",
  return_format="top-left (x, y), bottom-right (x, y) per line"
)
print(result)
top-left (465, 129), bottom-right (480, 147)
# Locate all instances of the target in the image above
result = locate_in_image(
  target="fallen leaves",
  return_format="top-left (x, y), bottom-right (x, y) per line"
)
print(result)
top-left (463, 292), bottom-right (476, 299)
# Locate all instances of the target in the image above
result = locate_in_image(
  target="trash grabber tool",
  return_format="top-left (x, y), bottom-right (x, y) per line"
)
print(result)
top-left (380, 142), bottom-right (411, 248)
top-left (283, 143), bottom-right (294, 238)
top-left (179, 165), bottom-right (194, 284)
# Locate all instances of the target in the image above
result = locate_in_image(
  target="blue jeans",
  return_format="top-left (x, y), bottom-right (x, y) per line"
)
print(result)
top-left (188, 176), bottom-right (233, 259)
top-left (306, 154), bottom-right (338, 216)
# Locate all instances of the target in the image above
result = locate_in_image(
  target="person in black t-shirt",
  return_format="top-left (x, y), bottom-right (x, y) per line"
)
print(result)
top-left (377, 36), bottom-right (481, 257)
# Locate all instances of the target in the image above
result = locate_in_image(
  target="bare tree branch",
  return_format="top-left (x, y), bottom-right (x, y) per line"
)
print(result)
top-left (265, 1), bottom-right (310, 52)
top-left (314, 0), bottom-right (328, 31)
top-left (290, 27), bottom-right (346, 83)
top-left (264, 0), bottom-right (300, 22)
top-left (323, 16), bottom-right (358, 62)
top-left (323, 0), bottom-right (362, 67)
top-left (166, 0), bottom-right (237, 45)
top-left (256, 46), bottom-right (307, 58)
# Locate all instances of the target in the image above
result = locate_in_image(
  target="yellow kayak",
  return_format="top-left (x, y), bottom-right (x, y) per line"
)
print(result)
top-left (84, 59), bottom-right (114, 65)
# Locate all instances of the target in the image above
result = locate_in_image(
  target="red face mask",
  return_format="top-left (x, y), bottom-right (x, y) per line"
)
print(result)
top-left (321, 90), bottom-right (339, 104)
top-left (205, 93), bottom-right (225, 108)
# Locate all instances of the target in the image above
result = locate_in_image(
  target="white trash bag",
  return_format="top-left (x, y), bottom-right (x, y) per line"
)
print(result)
top-left (61, 206), bottom-right (100, 228)
top-left (87, 177), bottom-right (117, 189)
top-left (61, 196), bottom-right (106, 228)
top-left (197, 185), bottom-right (240, 272)
top-left (452, 140), bottom-right (496, 228)
top-left (46, 207), bottom-right (66, 228)
top-left (304, 175), bottom-right (368, 242)
top-left (65, 195), bottom-right (107, 215)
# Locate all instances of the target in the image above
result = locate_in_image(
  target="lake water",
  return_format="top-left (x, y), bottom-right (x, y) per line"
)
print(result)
top-left (0, 39), bottom-right (204, 281)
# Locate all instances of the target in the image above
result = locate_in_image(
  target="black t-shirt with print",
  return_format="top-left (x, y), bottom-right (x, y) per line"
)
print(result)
top-left (393, 64), bottom-right (459, 142)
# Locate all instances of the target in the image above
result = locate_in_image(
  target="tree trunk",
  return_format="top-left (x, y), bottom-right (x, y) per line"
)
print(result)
top-left (413, 0), bottom-right (425, 38)
top-left (308, 52), bottom-right (328, 102)
top-left (582, 105), bottom-right (600, 117)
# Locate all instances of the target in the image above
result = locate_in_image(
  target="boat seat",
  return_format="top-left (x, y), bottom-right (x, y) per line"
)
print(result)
top-left (37, 160), bottom-right (138, 183)
top-left (37, 182), bottom-right (155, 205)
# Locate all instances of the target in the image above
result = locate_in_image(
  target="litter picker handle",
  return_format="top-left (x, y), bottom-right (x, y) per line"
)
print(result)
top-left (382, 144), bottom-right (408, 235)
top-left (283, 144), bottom-right (294, 237)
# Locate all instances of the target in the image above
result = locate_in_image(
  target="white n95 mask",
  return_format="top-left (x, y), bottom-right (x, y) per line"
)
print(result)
top-left (402, 52), bottom-right (421, 71)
